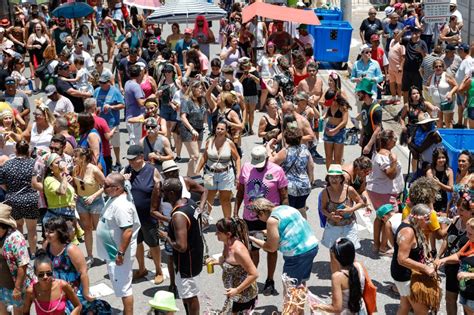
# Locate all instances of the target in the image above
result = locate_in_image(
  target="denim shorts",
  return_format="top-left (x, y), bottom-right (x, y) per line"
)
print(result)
top-left (323, 123), bottom-right (346, 144)
top-left (468, 107), bottom-right (474, 120)
top-left (160, 104), bottom-right (178, 122)
top-left (76, 196), bottom-right (105, 215)
top-left (283, 246), bottom-right (318, 285)
top-left (244, 95), bottom-right (258, 105)
top-left (0, 287), bottom-right (25, 308)
top-left (43, 207), bottom-right (76, 226)
top-left (203, 168), bottom-right (235, 191)
top-left (460, 295), bottom-right (474, 311)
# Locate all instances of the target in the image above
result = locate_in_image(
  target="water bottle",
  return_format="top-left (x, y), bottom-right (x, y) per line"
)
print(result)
top-left (28, 79), bottom-right (33, 91)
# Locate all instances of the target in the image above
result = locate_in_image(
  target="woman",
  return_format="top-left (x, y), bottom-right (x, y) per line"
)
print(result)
top-left (206, 218), bottom-right (258, 314)
top-left (267, 127), bottom-right (314, 218)
top-left (428, 59), bottom-right (458, 129)
top-left (258, 98), bottom-right (281, 144)
top-left (237, 59), bottom-right (260, 136)
top-left (220, 36), bottom-right (242, 68)
top-left (22, 105), bottom-right (54, 154)
top-left (10, 57), bottom-right (30, 94)
top-left (323, 93), bottom-right (351, 170)
top-left (157, 64), bottom-right (179, 141)
top-left (321, 164), bottom-right (365, 250)
top-left (26, 22), bottom-right (51, 93)
top-left (249, 198), bottom-right (318, 286)
top-left (311, 238), bottom-right (366, 314)
top-left (183, 48), bottom-right (202, 79)
top-left (76, 24), bottom-right (95, 52)
top-left (450, 151), bottom-right (474, 215)
top-left (180, 81), bottom-right (206, 177)
top-left (129, 6), bottom-right (145, 46)
top-left (439, 15), bottom-right (461, 46)
top-left (166, 23), bottom-right (183, 51)
top-left (0, 110), bottom-right (22, 157)
top-left (321, 71), bottom-right (348, 105)
top-left (139, 63), bottom-right (157, 99)
top-left (0, 141), bottom-right (38, 254)
top-left (23, 250), bottom-right (82, 315)
top-left (44, 217), bottom-right (94, 311)
top-left (264, 56), bottom-right (295, 104)
top-left (438, 193), bottom-right (472, 315)
top-left (257, 41), bottom-right (280, 109)
top-left (193, 15), bottom-right (215, 58)
top-left (426, 147), bottom-right (454, 215)
top-left (0, 204), bottom-right (35, 315)
top-left (98, 8), bottom-right (117, 63)
top-left (291, 51), bottom-right (309, 87)
top-left (195, 121), bottom-right (241, 218)
top-left (90, 53), bottom-right (114, 89)
top-left (366, 129), bottom-right (404, 254)
top-left (8, 17), bottom-right (26, 58)
top-left (140, 117), bottom-right (174, 170)
top-left (72, 148), bottom-right (105, 268)
top-left (391, 203), bottom-right (438, 315)
top-left (77, 113), bottom-right (106, 174)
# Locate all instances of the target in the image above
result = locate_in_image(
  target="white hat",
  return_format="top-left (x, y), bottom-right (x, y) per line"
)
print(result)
top-left (416, 112), bottom-right (439, 124)
top-left (359, 44), bottom-right (371, 53)
top-left (251, 146), bottom-right (267, 168)
top-left (450, 0), bottom-right (457, 5)
top-left (385, 6), bottom-right (395, 16)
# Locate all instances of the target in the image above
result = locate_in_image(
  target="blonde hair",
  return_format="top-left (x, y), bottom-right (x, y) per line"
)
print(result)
top-left (251, 198), bottom-right (275, 215)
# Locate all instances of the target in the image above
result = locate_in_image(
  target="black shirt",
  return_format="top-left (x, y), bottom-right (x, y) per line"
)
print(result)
top-left (360, 18), bottom-right (383, 43)
top-left (403, 39), bottom-right (428, 71)
top-left (56, 78), bottom-right (84, 112)
top-left (360, 101), bottom-right (382, 137)
top-left (391, 222), bottom-right (424, 282)
top-left (118, 57), bottom-right (147, 86)
top-left (236, 69), bottom-right (260, 96)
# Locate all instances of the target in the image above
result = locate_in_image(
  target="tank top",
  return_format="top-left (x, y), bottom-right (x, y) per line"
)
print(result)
top-left (78, 129), bottom-right (106, 175)
top-left (263, 114), bottom-right (281, 133)
top-left (143, 135), bottom-right (166, 161)
top-left (74, 165), bottom-right (101, 197)
top-left (34, 281), bottom-right (67, 315)
top-left (128, 162), bottom-right (155, 222)
top-left (30, 124), bottom-right (54, 152)
top-left (325, 185), bottom-right (354, 226)
top-left (429, 72), bottom-right (452, 106)
top-left (445, 27), bottom-right (460, 45)
top-left (433, 169), bottom-right (449, 212)
top-left (140, 76), bottom-right (154, 98)
top-left (341, 263), bottom-right (366, 315)
top-left (206, 138), bottom-right (232, 170)
top-left (391, 222), bottom-right (424, 282)
top-left (293, 71), bottom-right (309, 87)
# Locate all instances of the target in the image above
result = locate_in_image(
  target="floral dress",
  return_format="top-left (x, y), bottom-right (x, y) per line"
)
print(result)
top-left (2, 229), bottom-right (35, 289)
top-left (281, 144), bottom-right (312, 198)
top-left (222, 262), bottom-right (258, 304)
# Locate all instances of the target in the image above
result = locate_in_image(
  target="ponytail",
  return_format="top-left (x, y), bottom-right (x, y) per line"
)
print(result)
top-left (216, 217), bottom-right (250, 249)
top-left (348, 264), bottom-right (362, 313)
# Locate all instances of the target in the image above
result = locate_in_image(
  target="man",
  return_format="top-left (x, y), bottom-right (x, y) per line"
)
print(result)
top-left (175, 28), bottom-right (197, 71)
top-left (117, 47), bottom-right (146, 93)
top-left (449, 0), bottom-right (463, 29)
top-left (122, 145), bottom-right (164, 285)
top-left (53, 117), bottom-right (76, 156)
top-left (159, 178), bottom-right (203, 315)
top-left (443, 44), bottom-right (462, 76)
top-left (383, 12), bottom-right (403, 53)
top-left (2, 76), bottom-right (29, 123)
top-left (281, 101), bottom-right (315, 145)
top-left (455, 43), bottom-right (474, 127)
top-left (222, 65), bottom-right (243, 95)
top-left (94, 72), bottom-right (124, 172)
top-left (44, 85), bottom-right (74, 117)
top-left (96, 173), bottom-right (141, 315)
top-left (359, 7), bottom-right (383, 44)
top-left (69, 40), bottom-right (94, 71)
top-left (293, 24), bottom-right (314, 52)
top-left (51, 16), bottom-right (71, 55)
top-left (191, 43), bottom-right (209, 76)
top-left (61, 35), bottom-right (75, 57)
top-left (370, 34), bottom-right (388, 100)
top-left (234, 145), bottom-right (288, 296)
top-left (141, 38), bottom-right (160, 69)
top-left (356, 78), bottom-right (382, 157)
top-left (124, 64), bottom-right (145, 145)
top-left (268, 20), bottom-right (292, 56)
top-left (56, 61), bottom-right (92, 112)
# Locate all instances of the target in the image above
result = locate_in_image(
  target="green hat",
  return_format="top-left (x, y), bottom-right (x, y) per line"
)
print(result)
top-left (355, 78), bottom-right (374, 95)
top-left (149, 290), bottom-right (179, 312)
top-left (328, 164), bottom-right (344, 176)
top-left (376, 204), bottom-right (395, 218)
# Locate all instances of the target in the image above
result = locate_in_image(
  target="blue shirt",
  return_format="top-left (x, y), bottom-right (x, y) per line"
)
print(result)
top-left (271, 205), bottom-right (318, 256)
top-left (351, 59), bottom-right (383, 95)
top-left (175, 38), bottom-right (198, 69)
top-left (124, 79), bottom-right (145, 120)
top-left (94, 86), bottom-right (124, 127)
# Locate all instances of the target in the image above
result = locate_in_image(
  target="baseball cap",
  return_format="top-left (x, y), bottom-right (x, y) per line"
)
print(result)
top-left (4, 76), bottom-right (15, 85)
top-left (393, 3), bottom-right (403, 10)
top-left (184, 28), bottom-right (193, 35)
top-left (359, 44), bottom-right (371, 53)
top-left (125, 145), bottom-right (144, 160)
top-left (45, 85), bottom-right (57, 96)
top-left (445, 44), bottom-right (457, 51)
top-left (457, 43), bottom-right (470, 52)
top-left (410, 26), bottom-right (422, 33)
top-left (250, 146), bottom-right (267, 168)
top-left (297, 24), bottom-right (308, 30)
top-left (57, 62), bottom-right (70, 70)
top-left (296, 1), bottom-right (305, 7)
top-left (370, 34), bottom-right (380, 41)
top-left (98, 72), bottom-right (112, 83)
top-left (162, 160), bottom-right (179, 173)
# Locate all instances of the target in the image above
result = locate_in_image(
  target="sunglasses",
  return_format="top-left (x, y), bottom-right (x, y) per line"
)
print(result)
top-left (363, 51), bottom-right (371, 54)
top-left (37, 271), bottom-right (53, 279)
top-left (146, 125), bottom-right (157, 130)
top-left (49, 146), bottom-right (61, 152)
top-left (96, 61), bottom-right (103, 64)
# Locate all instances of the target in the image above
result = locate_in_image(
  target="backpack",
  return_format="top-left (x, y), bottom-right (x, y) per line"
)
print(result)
top-left (35, 59), bottom-right (54, 82)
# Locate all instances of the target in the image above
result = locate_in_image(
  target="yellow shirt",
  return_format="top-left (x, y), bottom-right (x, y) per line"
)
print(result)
top-left (402, 205), bottom-right (440, 232)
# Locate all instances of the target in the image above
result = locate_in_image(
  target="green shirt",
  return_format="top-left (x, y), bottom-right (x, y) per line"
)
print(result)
top-left (43, 176), bottom-right (75, 209)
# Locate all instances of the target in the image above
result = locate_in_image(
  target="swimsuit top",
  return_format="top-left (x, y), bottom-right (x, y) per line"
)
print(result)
top-left (33, 281), bottom-right (67, 315)
top-left (326, 106), bottom-right (343, 119)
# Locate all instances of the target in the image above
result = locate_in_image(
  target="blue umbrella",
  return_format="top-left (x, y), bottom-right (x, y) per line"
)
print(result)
top-left (52, 2), bottom-right (94, 19)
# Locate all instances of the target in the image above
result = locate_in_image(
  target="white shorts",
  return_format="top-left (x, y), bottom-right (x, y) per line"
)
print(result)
top-left (175, 272), bottom-right (200, 299)
top-left (321, 222), bottom-right (361, 250)
top-left (110, 129), bottom-right (121, 148)
top-left (107, 259), bottom-right (133, 298)
top-left (126, 122), bottom-right (142, 146)
top-left (393, 280), bottom-right (410, 297)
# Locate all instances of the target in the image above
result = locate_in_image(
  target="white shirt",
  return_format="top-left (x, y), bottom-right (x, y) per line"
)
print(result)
top-left (455, 55), bottom-right (474, 85)
top-left (297, 33), bottom-right (314, 49)
top-left (69, 50), bottom-right (94, 71)
top-left (46, 95), bottom-right (74, 116)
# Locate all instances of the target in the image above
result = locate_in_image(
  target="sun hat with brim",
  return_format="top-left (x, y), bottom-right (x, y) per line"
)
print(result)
top-left (355, 78), bottom-right (374, 95)
top-left (149, 290), bottom-right (179, 311)
top-left (251, 146), bottom-right (267, 168)
top-left (328, 164), bottom-right (344, 176)
top-left (162, 160), bottom-right (179, 173)
top-left (376, 204), bottom-right (395, 219)
top-left (0, 204), bottom-right (16, 229)
top-left (416, 112), bottom-right (439, 124)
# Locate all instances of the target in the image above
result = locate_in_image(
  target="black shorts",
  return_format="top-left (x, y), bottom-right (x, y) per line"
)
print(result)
top-left (402, 70), bottom-right (422, 92)
top-left (232, 297), bottom-right (257, 313)
top-left (137, 221), bottom-right (160, 247)
top-left (244, 219), bottom-right (266, 251)
top-left (445, 264), bottom-right (460, 293)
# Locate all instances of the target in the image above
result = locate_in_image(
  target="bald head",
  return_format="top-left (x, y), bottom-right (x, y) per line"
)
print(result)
top-left (282, 101), bottom-right (295, 115)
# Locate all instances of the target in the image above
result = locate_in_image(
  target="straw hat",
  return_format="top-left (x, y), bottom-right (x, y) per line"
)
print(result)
top-left (0, 204), bottom-right (16, 229)
top-left (416, 112), bottom-right (439, 125)
top-left (149, 290), bottom-right (179, 311)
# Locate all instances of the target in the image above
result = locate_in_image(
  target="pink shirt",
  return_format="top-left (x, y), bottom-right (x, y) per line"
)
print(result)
top-left (239, 161), bottom-right (288, 221)
top-left (93, 115), bottom-right (111, 157)
top-left (388, 41), bottom-right (406, 72)
top-left (199, 51), bottom-right (209, 73)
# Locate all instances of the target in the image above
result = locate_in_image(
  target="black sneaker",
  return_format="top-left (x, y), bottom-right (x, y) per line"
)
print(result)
top-left (262, 279), bottom-right (278, 296)
top-left (174, 156), bottom-right (183, 163)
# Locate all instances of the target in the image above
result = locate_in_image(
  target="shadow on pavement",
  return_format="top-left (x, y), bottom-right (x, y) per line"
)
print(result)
top-left (307, 285), bottom-right (332, 299)
top-left (356, 239), bottom-right (380, 260)
top-left (142, 285), bottom-right (170, 298)
top-left (253, 304), bottom-right (279, 314)
top-left (373, 279), bottom-right (400, 299)
top-left (311, 261), bottom-right (332, 280)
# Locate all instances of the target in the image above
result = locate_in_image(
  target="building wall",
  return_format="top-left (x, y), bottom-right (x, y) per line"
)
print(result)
top-left (458, 0), bottom-right (473, 44)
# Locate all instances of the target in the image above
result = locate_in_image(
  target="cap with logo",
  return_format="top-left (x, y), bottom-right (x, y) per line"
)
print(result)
top-left (99, 72), bottom-right (112, 83)
top-left (4, 76), bottom-right (15, 85)
top-left (250, 146), bottom-right (268, 168)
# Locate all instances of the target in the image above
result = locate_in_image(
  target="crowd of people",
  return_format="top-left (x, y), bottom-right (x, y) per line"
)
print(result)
top-left (0, 0), bottom-right (471, 314)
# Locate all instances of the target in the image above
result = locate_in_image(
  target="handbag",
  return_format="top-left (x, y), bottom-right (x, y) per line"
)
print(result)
top-left (357, 263), bottom-right (377, 315)
top-left (440, 100), bottom-right (454, 111)
top-left (410, 269), bottom-right (441, 312)
top-left (203, 173), bottom-right (214, 187)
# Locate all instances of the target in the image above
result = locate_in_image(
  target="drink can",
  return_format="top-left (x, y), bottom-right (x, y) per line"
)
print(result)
top-left (207, 262), bottom-right (214, 274)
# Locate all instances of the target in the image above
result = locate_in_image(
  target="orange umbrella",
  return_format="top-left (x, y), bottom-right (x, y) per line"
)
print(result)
top-left (242, 2), bottom-right (320, 25)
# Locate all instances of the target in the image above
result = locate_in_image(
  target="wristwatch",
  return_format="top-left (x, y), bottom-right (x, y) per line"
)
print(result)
top-left (117, 251), bottom-right (124, 257)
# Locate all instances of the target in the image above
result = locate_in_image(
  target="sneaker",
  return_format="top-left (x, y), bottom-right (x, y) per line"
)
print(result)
top-left (262, 279), bottom-right (278, 296)
top-left (174, 156), bottom-right (183, 163)
top-left (154, 274), bottom-right (164, 285)
top-left (85, 256), bottom-right (94, 269)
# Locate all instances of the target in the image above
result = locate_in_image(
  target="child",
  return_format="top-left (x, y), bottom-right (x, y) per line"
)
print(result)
top-left (62, 56), bottom-right (94, 94)
top-left (376, 203), bottom-right (402, 253)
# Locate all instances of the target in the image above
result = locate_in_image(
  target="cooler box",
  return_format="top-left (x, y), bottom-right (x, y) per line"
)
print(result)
top-left (308, 20), bottom-right (353, 63)
top-left (313, 7), bottom-right (343, 21)
top-left (438, 129), bottom-right (474, 175)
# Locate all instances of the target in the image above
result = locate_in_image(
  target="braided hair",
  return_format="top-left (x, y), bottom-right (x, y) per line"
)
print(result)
top-left (216, 217), bottom-right (250, 250)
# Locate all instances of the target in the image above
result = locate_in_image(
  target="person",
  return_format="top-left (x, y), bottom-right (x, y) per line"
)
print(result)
top-left (195, 121), bottom-right (241, 219)
top-left (454, 43), bottom-right (474, 128)
top-left (0, 110), bottom-right (22, 157)
top-left (77, 113), bottom-right (106, 174)
top-left (237, 58), bottom-right (260, 136)
top-left (56, 62), bottom-right (92, 113)
top-left (2, 76), bottom-right (30, 123)
top-left (220, 35), bottom-right (242, 69)
top-left (257, 42), bottom-right (279, 109)
top-left (359, 7), bottom-right (383, 44)
top-left (124, 64), bottom-right (145, 145)
top-left (376, 203), bottom-right (403, 251)
top-left (249, 198), bottom-right (318, 286)
top-left (263, 56), bottom-right (295, 104)
top-left (175, 28), bottom-right (197, 71)
top-left (45, 85), bottom-right (74, 117)
top-left (22, 104), bottom-right (54, 154)
top-left (69, 40), bottom-right (94, 71)
top-left (367, 129), bottom-right (404, 254)
top-left (258, 98), bottom-right (281, 144)
top-left (439, 15), bottom-right (461, 46)
top-left (426, 147), bottom-right (454, 215)
top-left (23, 250), bottom-right (82, 315)
top-left (206, 218), bottom-right (258, 314)
top-left (72, 148), bottom-right (105, 268)
top-left (436, 217), bottom-right (474, 315)
top-left (140, 117), bottom-right (173, 171)
top-left (166, 23), bottom-right (183, 51)
top-left (408, 113), bottom-right (443, 172)
top-left (122, 145), bottom-right (164, 284)
top-left (267, 127), bottom-right (314, 218)
top-left (311, 238), bottom-right (367, 314)
top-left (159, 178), bottom-right (204, 315)
top-left (234, 145), bottom-right (288, 296)
top-left (427, 59), bottom-right (458, 129)
top-left (355, 78), bottom-right (382, 157)
top-left (342, 156), bottom-right (374, 213)
top-left (52, 119), bottom-right (76, 156)
top-left (44, 217), bottom-right (94, 312)
top-left (192, 15), bottom-right (215, 58)
top-left (91, 54), bottom-right (114, 89)
top-left (391, 203), bottom-right (438, 315)
top-left (0, 203), bottom-right (34, 315)
top-left (26, 22), bottom-right (50, 92)
top-left (320, 164), bottom-right (365, 250)
top-left (383, 12), bottom-right (404, 53)
top-left (76, 24), bottom-right (95, 52)
top-left (51, 16), bottom-right (71, 56)
top-left (0, 141), bottom-right (38, 254)
top-left (96, 173), bottom-right (141, 315)
top-left (437, 193), bottom-right (472, 315)
top-left (98, 8), bottom-right (118, 63)
top-left (156, 64), bottom-right (179, 140)
top-left (268, 20), bottom-right (292, 57)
